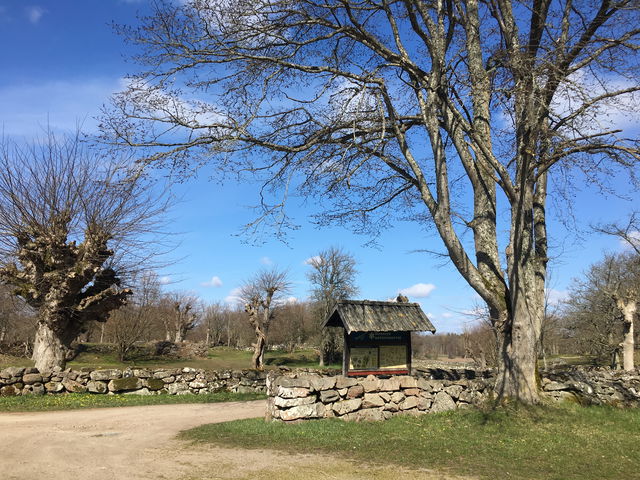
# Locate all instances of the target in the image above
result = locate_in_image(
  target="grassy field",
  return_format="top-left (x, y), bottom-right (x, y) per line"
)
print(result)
top-left (0, 345), bottom-right (339, 371)
top-left (0, 391), bottom-right (265, 412)
top-left (181, 403), bottom-right (640, 480)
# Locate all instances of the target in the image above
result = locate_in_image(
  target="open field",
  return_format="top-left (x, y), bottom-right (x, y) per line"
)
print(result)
top-left (0, 345), bottom-right (340, 371)
top-left (181, 403), bottom-right (640, 480)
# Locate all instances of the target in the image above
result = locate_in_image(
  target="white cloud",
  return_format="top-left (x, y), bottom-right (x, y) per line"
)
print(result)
top-left (201, 276), bottom-right (223, 288)
top-left (224, 287), bottom-right (243, 305)
top-left (441, 312), bottom-right (454, 319)
top-left (159, 276), bottom-right (172, 285)
top-left (399, 283), bottom-right (436, 299)
top-left (620, 231), bottom-right (640, 252)
top-left (284, 296), bottom-right (298, 304)
top-left (260, 256), bottom-right (273, 265)
top-left (304, 255), bottom-right (322, 266)
top-left (546, 289), bottom-right (569, 306)
top-left (26, 6), bottom-right (45, 24)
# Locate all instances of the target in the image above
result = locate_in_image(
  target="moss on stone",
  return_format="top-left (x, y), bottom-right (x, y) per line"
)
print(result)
top-left (109, 376), bottom-right (141, 392)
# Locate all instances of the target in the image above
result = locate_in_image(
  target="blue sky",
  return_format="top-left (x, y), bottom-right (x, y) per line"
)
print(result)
top-left (0, 1), bottom-right (637, 332)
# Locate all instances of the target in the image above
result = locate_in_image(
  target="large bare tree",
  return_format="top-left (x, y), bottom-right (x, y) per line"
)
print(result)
top-left (239, 268), bottom-right (290, 369)
top-left (306, 246), bottom-right (359, 366)
top-left (0, 133), bottom-right (171, 371)
top-left (102, 0), bottom-right (640, 402)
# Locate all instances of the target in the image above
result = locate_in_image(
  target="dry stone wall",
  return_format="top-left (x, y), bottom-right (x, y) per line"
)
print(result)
top-left (0, 366), bottom-right (268, 396)
top-left (266, 370), bottom-right (492, 422)
top-left (268, 367), bottom-right (640, 422)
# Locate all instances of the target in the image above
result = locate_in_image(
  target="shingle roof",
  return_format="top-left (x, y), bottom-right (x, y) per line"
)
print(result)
top-left (323, 300), bottom-right (436, 334)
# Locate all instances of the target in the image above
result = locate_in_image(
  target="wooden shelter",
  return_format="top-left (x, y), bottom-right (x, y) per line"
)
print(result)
top-left (324, 300), bottom-right (436, 376)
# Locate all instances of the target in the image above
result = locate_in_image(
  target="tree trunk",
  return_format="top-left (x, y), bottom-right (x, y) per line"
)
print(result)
top-left (494, 280), bottom-right (543, 403)
top-left (252, 328), bottom-right (266, 369)
top-left (620, 301), bottom-right (636, 371)
top-left (32, 322), bottom-right (68, 371)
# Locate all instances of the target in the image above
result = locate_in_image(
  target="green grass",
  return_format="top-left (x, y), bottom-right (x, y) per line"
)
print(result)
top-left (0, 345), bottom-right (339, 371)
top-left (0, 391), bottom-right (265, 412)
top-left (180, 403), bottom-right (640, 480)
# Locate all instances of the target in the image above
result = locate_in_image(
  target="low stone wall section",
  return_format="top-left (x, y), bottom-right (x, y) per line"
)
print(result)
top-left (266, 371), bottom-right (492, 422)
top-left (268, 368), bottom-right (640, 422)
top-left (0, 366), bottom-right (268, 396)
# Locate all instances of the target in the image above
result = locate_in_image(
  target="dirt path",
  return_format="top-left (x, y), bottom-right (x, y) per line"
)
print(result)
top-left (0, 400), bottom-right (471, 480)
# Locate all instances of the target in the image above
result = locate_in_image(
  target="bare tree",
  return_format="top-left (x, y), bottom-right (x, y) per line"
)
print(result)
top-left (0, 132), bottom-right (171, 370)
top-left (239, 268), bottom-right (290, 369)
top-left (306, 246), bottom-right (358, 366)
top-left (102, 1), bottom-right (640, 402)
top-left (564, 252), bottom-right (639, 369)
top-left (109, 271), bottom-right (162, 361)
top-left (159, 292), bottom-right (200, 343)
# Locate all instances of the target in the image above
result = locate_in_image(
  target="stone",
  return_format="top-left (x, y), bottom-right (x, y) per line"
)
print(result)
top-left (458, 389), bottom-right (477, 403)
top-left (308, 376), bottom-right (336, 392)
top-left (280, 402), bottom-right (326, 421)
top-left (362, 393), bottom-right (385, 408)
top-left (335, 376), bottom-right (358, 389)
top-left (62, 379), bottom-right (87, 393)
top-left (332, 398), bottom-right (362, 416)
top-left (338, 388), bottom-right (348, 397)
top-left (153, 370), bottom-right (177, 379)
top-left (124, 388), bottom-right (151, 395)
top-left (0, 385), bottom-right (19, 396)
top-left (87, 381), bottom-right (108, 394)
top-left (0, 367), bottom-right (25, 379)
top-left (145, 378), bottom-right (166, 391)
top-left (275, 376), bottom-right (311, 389)
top-left (182, 367), bottom-right (197, 373)
top-left (24, 367), bottom-right (39, 374)
top-left (404, 388), bottom-right (420, 396)
top-left (319, 390), bottom-right (340, 403)
top-left (417, 397), bottom-right (432, 410)
top-left (431, 391), bottom-right (456, 413)
top-left (544, 381), bottom-right (570, 391)
top-left (275, 396), bottom-right (317, 408)
top-left (90, 369), bottom-right (122, 381)
top-left (162, 376), bottom-right (176, 384)
top-left (444, 385), bottom-right (464, 399)
top-left (380, 378), bottom-right (401, 391)
top-left (362, 375), bottom-right (381, 393)
top-left (181, 372), bottom-right (197, 382)
top-left (398, 376), bottom-right (418, 389)
top-left (277, 386), bottom-right (310, 399)
top-left (22, 373), bottom-right (43, 385)
top-left (22, 384), bottom-right (45, 395)
top-left (133, 369), bottom-right (152, 378)
top-left (379, 392), bottom-right (391, 401)
top-left (108, 376), bottom-right (142, 393)
top-left (45, 382), bottom-right (65, 393)
top-left (167, 382), bottom-right (190, 395)
top-left (384, 402), bottom-right (399, 412)
top-left (353, 407), bottom-right (385, 422)
top-left (399, 396), bottom-right (419, 410)
top-left (189, 380), bottom-right (207, 389)
top-left (347, 385), bottom-right (365, 399)
top-left (390, 391), bottom-right (405, 403)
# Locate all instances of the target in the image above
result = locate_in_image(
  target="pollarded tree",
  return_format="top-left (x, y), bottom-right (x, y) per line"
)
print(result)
top-left (0, 133), bottom-right (171, 371)
top-left (306, 247), bottom-right (359, 366)
top-left (239, 268), bottom-right (291, 369)
top-left (102, 1), bottom-right (640, 402)
top-left (565, 252), bottom-right (639, 370)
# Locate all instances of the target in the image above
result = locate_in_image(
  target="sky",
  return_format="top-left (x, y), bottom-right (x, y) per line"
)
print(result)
top-left (0, 1), bottom-right (637, 333)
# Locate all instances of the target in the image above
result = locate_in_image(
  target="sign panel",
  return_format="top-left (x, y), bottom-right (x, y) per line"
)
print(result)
top-left (349, 347), bottom-right (378, 370)
top-left (378, 345), bottom-right (408, 371)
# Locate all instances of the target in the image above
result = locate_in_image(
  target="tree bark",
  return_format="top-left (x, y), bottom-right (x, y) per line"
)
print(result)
top-left (619, 300), bottom-right (636, 371)
top-left (32, 321), bottom-right (70, 371)
top-left (252, 327), bottom-right (266, 370)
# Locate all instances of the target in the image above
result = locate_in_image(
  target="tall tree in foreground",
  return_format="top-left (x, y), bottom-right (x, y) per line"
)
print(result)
top-left (306, 247), bottom-right (358, 366)
top-left (0, 133), bottom-right (170, 370)
top-left (240, 268), bottom-right (290, 369)
top-left (103, 1), bottom-right (640, 402)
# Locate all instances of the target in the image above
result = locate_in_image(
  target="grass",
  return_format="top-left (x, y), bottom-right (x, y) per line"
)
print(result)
top-left (0, 345), bottom-right (340, 371)
top-left (180, 403), bottom-right (640, 480)
top-left (0, 391), bottom-right (265, 412)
